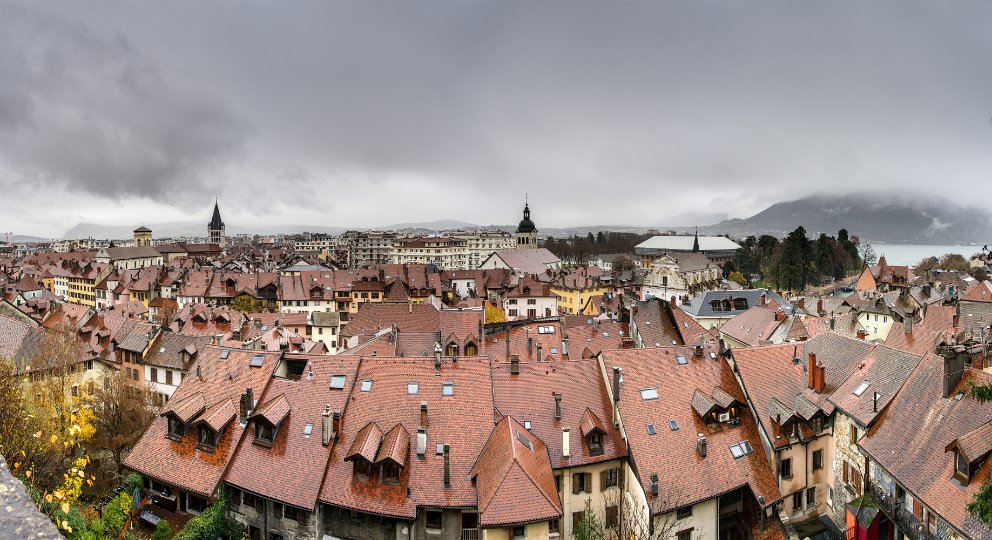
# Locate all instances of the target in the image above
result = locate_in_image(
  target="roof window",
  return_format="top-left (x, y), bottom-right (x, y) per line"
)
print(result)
top-left (853, 381), bottom-right (870, 397)
top-left (250, 354), bottom-right (265, 367)
top-left (730, 441), bottom-right (754, 459)
top-left (442, 382), bottom-right (455, 396)
top-left (329, 375), bottom-right (346, 389)
top-left (675, 354), bottom-right (688, 365)
top-left (640, 388), bottom-right (659, 400)
top-left (303, 423), bottom-right (313, 437)
top-left (515, 430), bottom-right (534, 450)
top-left (360, 379), bottom-right (372, 392)
top-left (668, 420), bottom-right (678, 431)
top-left (646, 424), bottom-right (656, 435)
top-left (408, 382), bottom-right (419, 395)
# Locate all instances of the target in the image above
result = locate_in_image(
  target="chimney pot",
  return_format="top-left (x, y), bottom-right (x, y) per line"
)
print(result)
top-left (561, 335), bottom-right (569, 357)
top-left (420, 402), bottom-right (429, 427)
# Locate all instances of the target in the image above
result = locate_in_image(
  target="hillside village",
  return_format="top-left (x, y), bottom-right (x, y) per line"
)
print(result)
top-left (2, 202), bottom-right (992, 540)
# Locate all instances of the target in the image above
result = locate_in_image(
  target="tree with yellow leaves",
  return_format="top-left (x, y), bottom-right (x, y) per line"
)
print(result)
top-left (484, 302), bottom-right (507, 324)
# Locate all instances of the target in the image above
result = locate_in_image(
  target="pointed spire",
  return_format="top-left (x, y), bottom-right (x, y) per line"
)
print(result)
top-left (209, 199), bottom-right (225, 231)
top-left (692, 227), bottom-right (699, 253)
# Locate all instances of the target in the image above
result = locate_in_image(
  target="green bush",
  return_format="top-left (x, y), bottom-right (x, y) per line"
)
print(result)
top-left (88, 517), bottom-right (105, 538)
top-left (102, 492), bottom-right (133, 538)
top-left (125, 473), bottom-right (144, 495)
top-left (173, 498), bottom-right (240, 540)
top-left (151, 520), bottom-right (172, 540)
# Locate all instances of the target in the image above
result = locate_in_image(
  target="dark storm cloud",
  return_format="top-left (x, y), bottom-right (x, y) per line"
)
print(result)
top-left (0, 2), bottom-right (246, 201)
top-left (3, 0), bottom-right (992, 234)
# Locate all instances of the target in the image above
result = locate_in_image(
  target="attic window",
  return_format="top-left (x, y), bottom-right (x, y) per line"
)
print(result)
top-left (250, 354), bottom-right (265, 367)
top-left (675, 354), bottom-right (688, 365)
top-left (360, 379), bottom-right (372, 392)
top-left (515, 430), bottom-right (534, 450)
top-left (853, 381), bottom-right (870, 397)
top-left (329, 375), bottom-right (346, 389)
top-left (538, 325), bottom-right (556, 334)
top-left (956, 451), bottom-right (970, 480)
top-left (220, 349), bottom-right (230, 360)
top-left (197, 425), bottom-right (216, 450)
top-left (408, 382), bottom-right (419, 395)
top-left (668, 420), bottom-right (678, 431)
top-left (646, 424), bottom-right (657, 435)
top-left (442, 382), bottom-right (455, 396)
top-left (729, 441), bottom-right (754, 459)
top-left (640, 388), bottom-right (659, 400)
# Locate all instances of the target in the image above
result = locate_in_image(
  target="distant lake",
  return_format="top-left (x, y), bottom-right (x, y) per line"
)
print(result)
top-left (868, 243), bottom-right (985, 267)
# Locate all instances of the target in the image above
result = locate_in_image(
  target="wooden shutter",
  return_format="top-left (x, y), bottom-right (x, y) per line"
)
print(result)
top-left (913, 498), bottom-right (923, 519)
top-left (572, 474), bottom-right (580, 495)
top-left (843, 461), bottom-right (849, 484)
top-left (585, 473), bottom-right (593, 493)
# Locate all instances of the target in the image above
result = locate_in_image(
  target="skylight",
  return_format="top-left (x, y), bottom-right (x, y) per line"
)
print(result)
top-left (442, 382), bottom-right (454, 396)
top-left (730, 441), bottom-right (754, 459)
top-left (646, 424), bottom-right (657, 435)
top-left (360, 379), bottom-right (372, 392)
top-left (303, 423), bottom-right (313, 437)
top-left (675, 354), bottom-right (688, 365)
top-left (220, 349), bottom-right (230, 360)
top-left (436, 443), bottom-right (444, 455)
top-left (408, 382), bottom-right (419, 395)
top-left (668, 420), bottom-right (678, 431)
top-left (640, 388), bottom-right (659, 400)
top-left (853, 381), bottom-right (870, 397)
top-left (515, 430), bottom-right (534, 450)
top-left (538, 325), bottom-right (555, 334)
top-left (329, 375), bottom-right (346, 389)
top-left (250, 354), bottom-right (265, 367)
top-left (709, 352), bottom-right (718, 360)
top-left (524, 421), bottom-right (532, 430)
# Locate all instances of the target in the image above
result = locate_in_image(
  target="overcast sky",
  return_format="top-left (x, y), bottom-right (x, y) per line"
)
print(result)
top-left (2, 1), bottom-right (991, 238)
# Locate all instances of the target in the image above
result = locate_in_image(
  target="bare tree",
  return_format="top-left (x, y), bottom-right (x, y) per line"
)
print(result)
top-left (89, 369), bottom-right (157, 475)
top-left (599, 479), bottom-right (693, 540)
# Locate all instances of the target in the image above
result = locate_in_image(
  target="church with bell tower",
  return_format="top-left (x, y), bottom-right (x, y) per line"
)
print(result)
top-left (208, 200), bottom-right (226, 247)
top-left (515, 196), bottom-right (538, 249)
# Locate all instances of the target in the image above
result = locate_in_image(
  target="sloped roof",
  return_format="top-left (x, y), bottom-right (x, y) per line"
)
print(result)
top-left (470, 416), bottom-right (561, 527)
top-left (636, 235), bottom-right (741, 253)
top-left (375, 424), bottom-right (411, 466)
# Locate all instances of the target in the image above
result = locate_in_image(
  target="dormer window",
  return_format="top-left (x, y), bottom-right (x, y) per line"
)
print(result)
top-left (955, 451), bottom-right (969, 481)
top-left (167, 416), bottom-right (186, 441)
top-left (197, 425), bottom-right (216, 450)
top-left (588, 432), bottom-right (604, 456)
top-left (383, 461), bottom-right (401, 484)
top-left (353, 458), bottom-right (372, 480)
top-left (255, 420), bottom-right (275, 447)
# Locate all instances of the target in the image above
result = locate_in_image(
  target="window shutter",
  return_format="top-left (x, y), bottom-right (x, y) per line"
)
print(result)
top-left (913, 499), bottom-right (923, 519)
top-left (572, 474), bottom-right (580, 495)
top-left (600, 470), bottom-right (608, 492)
top-left (843, 461), bottom-right (849, 484)
top-left (585, 473), bottom-right (592, 493)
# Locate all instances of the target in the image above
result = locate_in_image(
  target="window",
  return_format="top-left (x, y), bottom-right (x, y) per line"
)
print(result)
top-left (588, 432), bottom-right (603, 456)
top-left (442, 382), bottom-right (454, 396)
top-left (780, 457), bottom-right (793, 479)
top-left (850, 425), bottom-right (859, 446)
top-left (383, 462), bottom-right (401, 483)
top-left (605, 505), bottom-right (619, 529)
top-left (806, 486), bottom-right (816, 507)
top-left (669, 420), bottom-right (679, 431)
top-left (792, 492), bottom-right (803, 511)
top-left (640, 388), bottom-right (659, 400)
top-left (166, 370), bottom-right (173, 385)
top-left (255, 421), bottom-right (274, 446)
top-left (572, 511), bottom-right (585, 530)
top-left (602, 467), bottom-right (619, 489)
top-left (132, 369), bottom-right (139, 381)
top-left (956, 451), bottom-right (970, 480)
top-left (827, 485), bottom-right (833, 506)
top-left (572, 472), bottom-right (592, 494)
top-left (353, 458), bottom-right (371, 480)
top-left (150, 368), bottom-right (158, 383)
top-left (167, 417), bottom-right (185, 440)
top-left (853, 381), bottom-right (870, 397)
top-left (647, 423), bottom-right (657, 435)
top-left (407, 382), bottom-right (419, 395)
top-left (330, 375), bottom-right (346, 389)
top-left (676, 529), bottom-right (693, 540)
top-left (360, 379), bottom-right (372, 392)
top-left (426, 510), bottom-right (443, 531)
top-left (675, 354), bottom-right (688, 365)
top-left (676, 506), bottom-right (692, 520)
top-left (197, 425), bottom-right (216, 449)
top-left (554, 474), bottom-right (561, 493)
top-left (512, 526), bottom-right (525, 540)
top-left (549, 518), bottom-right (560, 536)
top-left (730, 441), bottom-right (753, 458)
top-left (283, 506), bottom-right (304, 522)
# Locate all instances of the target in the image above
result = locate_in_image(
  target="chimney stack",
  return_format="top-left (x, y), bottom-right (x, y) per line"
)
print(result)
top-left (650, 473), bottom-right (659, 497)
top-left (670, 296), bottom-right (677, 306)
top-left (759, 293), bottom-right (766, 306)
top-left (697, 433), bottom-right (707, 458)
top-left (807, 353), bottom-right (817, 390)
top-left (332, 411), bottom-right (341, 440)
top-left (872, 392), bottom-right (879, 413)
top-left (239, 392), bottom-right (248, 421)
top-left (857, 329), bottom-right (866, 340)
top-left (943, 353), bottom-right (966, 398)
top-left (245, 388), bottom-right (254, 415)
top-left (814, 360), bottom-right (826, 394)
top-left (830, 317), bottom-right (836, 331)
top-left (562, 335), bottom-right (569, 357)
top-left (612, 367), bottom-right (622, 403)
top-left (562, 429), bottom-right (570, 458)
top-left (321, 404), bottom-right (332, 446)
top-left (420, 402), bottom-right (429, 427)
top-left (537, 345), bottom-right (543, 362)
top-left (694, 345), bottom-right (703, 357)
top-left (798, 298), bottom-right (805, 310)
top-left (510, 358), bottom-right (520, 375)
top-left (904, 316), bottom-right (913, 334)
top-left (718, 338), bottom-right (727, 356)
top-left (816, 298), bottom-right (823, 315)
top-left (443, 445), bottom-right (451, 488)
top-left (775, 309), bottom-right (785, 322)
top-left (554, 393), bottom-right (562, 420)
top-left (434, 343), bottom-right (442, 372)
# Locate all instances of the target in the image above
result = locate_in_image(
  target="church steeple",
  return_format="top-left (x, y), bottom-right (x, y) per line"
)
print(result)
top-left (692, 227), bottom-right (700, 253)
top-left (208, 199), bottom-right (226, 247)
top-left (515, 196), bottom-right (538, 249)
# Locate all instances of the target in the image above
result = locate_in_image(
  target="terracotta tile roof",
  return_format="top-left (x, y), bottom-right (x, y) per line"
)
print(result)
top-left (196, 399), bottom-right (238, 433)
top-left (828, 347), bottom-right (927, 427)
top-left (375, 424), bottom-right (411, 466)
top-left (720, 305), bottom-right (785, 347)
top-left (578, 408), bottom-right (607, 438)
top-left (224, 354), bottom-right (359, 511)
top-left (859, 359), bottom-right (992, 539)
top-left (632, 299), bottom-right (693, 348)
top-left (601, 345), bottom-right (781, 513)
top-left (961, 280), bottom-right (992, 303)
top-left (144, 333), bottom-right (212, 370)
top-left (884, 304), bottom-right (957, 357)
top-left (489, 249), bottom-right (561, 275)
top-left (487, 321), bottom-right (565, 362)
top-left (123, 347), bottom-right (280, 498)
top-left (165, 392), bottom-right (207, 424)
top-left (950, 420), bottom-right (992, 464)
top-left (470, 416), bottom-right (561, 527)
top-left (439, 308), bottom-right (484, 341)
top-left (341, 302), bottom-right (440, 339)
top-left (317, 356), bottom-right (494, 518)
top-left (346, 422), bottom-right (384, 463)
top-left (253, 394), bottom-right (291, 427)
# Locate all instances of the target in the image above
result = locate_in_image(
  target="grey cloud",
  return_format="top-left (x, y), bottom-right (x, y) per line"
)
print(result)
top-left (0, 2), bottom-right (247, 202)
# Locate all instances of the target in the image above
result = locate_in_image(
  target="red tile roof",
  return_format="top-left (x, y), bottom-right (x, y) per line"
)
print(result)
top-left (341, 302), bottom-right (440, 339)
top-left (123, 347), bottom-right (280, 498)
top-left (601, 346), bottom-right (781, 513)
top-left (470, 416), bottom-right (561, 527)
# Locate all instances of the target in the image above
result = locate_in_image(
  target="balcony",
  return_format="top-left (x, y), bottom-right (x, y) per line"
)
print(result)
top-left (868, 483), bottom-right (939, 540)
top-left (461, 528), bottom-right (480, 540)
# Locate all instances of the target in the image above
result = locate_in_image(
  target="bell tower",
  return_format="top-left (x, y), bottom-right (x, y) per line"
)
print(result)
top-left (515, 196), bottom-right (538, 250)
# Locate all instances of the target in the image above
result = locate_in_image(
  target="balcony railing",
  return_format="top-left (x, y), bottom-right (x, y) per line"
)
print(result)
top-left (461, 528), bottom-right (480, 540)
top-left (868, 483), bottom-right (939, 540)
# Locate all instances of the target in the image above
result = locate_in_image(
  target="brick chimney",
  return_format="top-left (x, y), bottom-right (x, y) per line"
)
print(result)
top-left (758, 293), bottom-right (766, 307)
top-left (775, 309), bottom-right (786, 322)
top-left (816, 298), bottom-right (823, 315)
top-left (510, 357), bottom-right (519, 375)
top-left (798, 298), bottom-right (805, 310)
top-left (814, 360), bottom-right (826, 394)
top-left (904, 316), bottom-right (913, 334)
top-left (420, 402), bottom-right (429, 427)
top-left (857, 329), bottom-right (866, 340)
top-left (807, 353), bottom-right (817, 390)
